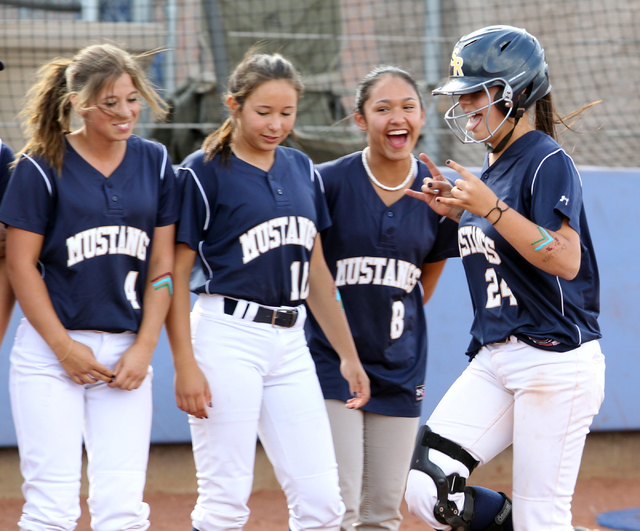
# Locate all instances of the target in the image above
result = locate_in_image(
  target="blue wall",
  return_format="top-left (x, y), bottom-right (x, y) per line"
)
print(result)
top-left (423, 167), bottom-right (640, 431)
top-left (0, 167), bottom-right (638, 445)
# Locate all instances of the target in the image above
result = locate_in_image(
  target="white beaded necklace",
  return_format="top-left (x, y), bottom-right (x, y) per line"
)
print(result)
top-left (361, 147), bottom-right (415, 192)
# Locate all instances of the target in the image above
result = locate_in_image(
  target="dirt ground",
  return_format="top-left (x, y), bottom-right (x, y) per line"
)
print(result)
top-left (2, 479), bottom-right (640, 530)
top-left (1, 431), bottom-right (639, 530)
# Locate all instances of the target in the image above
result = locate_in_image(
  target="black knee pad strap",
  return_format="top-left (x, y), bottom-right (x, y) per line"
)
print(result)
top-left (410, 425), bottom-right (478, 530)
top-left (484, 492), bottom-right (512, 531)
top-left (417, 425), bottom-right (479, 474)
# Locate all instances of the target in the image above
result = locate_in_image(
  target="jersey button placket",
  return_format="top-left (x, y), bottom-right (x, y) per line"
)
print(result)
top-left (379, 210), bottom-right (397, 248)
top-left (105, 181), bottom-right (123, 215)
top-left (267, 173), bottom-right (290, 206)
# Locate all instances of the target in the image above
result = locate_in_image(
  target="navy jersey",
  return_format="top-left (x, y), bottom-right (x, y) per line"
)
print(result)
top-left (306, 152), bottom-right (459, 417)
top-left (0, 139), bottom-right (14, 201)
top-left (461, 130), bottom-right (601, 356)
top-left (176, 146), bottom-right (330, 307)
top-left (0, 135), bottom-right (179, 332)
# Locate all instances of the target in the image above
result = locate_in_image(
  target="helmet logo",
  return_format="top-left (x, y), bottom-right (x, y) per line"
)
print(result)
top-left (450, 52), bottom-right (464, 76)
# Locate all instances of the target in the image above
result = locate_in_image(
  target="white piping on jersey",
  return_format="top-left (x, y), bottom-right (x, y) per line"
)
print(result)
top-left (530, 148), bottom-right (583, 195)
top-left (198, 240), bottom-right (214, 294)
top-left (315, 169), bottom-right (326, 193)
top-left (38, 260), bottom-right (45, 279)
top-left (554, 276), bottom-right (583, 344)
top-left (530, 149), bottom-right (562, 195)
top-left (311, 158), bottom-right (327, 194)
top-left (22, 154), bottom-right (52, 196)
top-left (160, 145), bottom-right (168, 180)
top-left (574, 324), bottom-right (582, 344)
top-left (179, 167), bottom-right (211, 231)
top-left (533, 149), bottom-right (585, 344)
top-left (555, 276), bottom-right (565, 315)
top-left (567, 154), bottom-right (583, 187)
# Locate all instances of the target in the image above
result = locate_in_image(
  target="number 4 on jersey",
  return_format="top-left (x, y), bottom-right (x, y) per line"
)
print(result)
top-left (485, 267), bottom-right (517, 308)
top-left (124, 271), bottom-right (141, 309)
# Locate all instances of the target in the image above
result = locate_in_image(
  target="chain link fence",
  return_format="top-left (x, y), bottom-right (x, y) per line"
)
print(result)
top-left (0, 0), bottom-right (637, 167)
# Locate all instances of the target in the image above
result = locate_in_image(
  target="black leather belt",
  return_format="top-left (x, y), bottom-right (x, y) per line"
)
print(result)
top-left (223, 297), bottom-right (298, 328)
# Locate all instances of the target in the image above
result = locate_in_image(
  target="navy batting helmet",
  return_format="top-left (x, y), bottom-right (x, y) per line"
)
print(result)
top-left (433, 25), bottom-right (550, 146)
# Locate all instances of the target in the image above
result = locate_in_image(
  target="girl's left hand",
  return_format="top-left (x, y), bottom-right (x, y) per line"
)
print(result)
top-left (439, 159), bottom-right (499, 218)
top-left (340, 359), bottom-right (371, 409)
top-left (109, 342), bottom-right (153, 390)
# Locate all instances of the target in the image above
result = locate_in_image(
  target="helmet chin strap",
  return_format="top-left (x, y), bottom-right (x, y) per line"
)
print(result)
top-left (486, 92), bottom-right (527, 155)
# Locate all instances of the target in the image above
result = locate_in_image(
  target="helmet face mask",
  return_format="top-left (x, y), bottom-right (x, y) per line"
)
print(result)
top-left (433, 25), bottom-right (551, 148)
top-left (442, 79), bottom-right (515, 145)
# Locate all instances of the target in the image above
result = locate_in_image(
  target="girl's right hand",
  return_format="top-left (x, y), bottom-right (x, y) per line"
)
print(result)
top-left (340, 358), bottom-right (371, 409)
top-left (174, 360), bottom-right (212, 419)
top-left (57, 339), bottom-right (114, 385)
top-left (405, 153), bottom-right (464, 222)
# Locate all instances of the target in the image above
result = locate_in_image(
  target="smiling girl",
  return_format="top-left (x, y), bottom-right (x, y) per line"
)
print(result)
top-left (1, 44), bottom-right (178, 530)
top-left (305, 66), bottom-right (459, 531)
top-left (165, 52), bottom-right (370, 531)
top-left (404, 26), bottom-right (603, 531)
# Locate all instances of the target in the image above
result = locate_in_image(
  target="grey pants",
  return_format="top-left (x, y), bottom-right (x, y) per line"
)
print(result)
top-left (325, 399), bottom-right (420, 531)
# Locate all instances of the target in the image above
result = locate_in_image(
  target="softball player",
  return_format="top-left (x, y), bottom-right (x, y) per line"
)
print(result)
top-left (165, 53), bottom-right (370, 531)
top-left (1, 44), bottom-right (178, 531)
top-left (404, 26), bottom-right (604, 531)
top-left (305, 66), bottom-right (459, 531)
top-left (0, 135), bottom-right (16, 344)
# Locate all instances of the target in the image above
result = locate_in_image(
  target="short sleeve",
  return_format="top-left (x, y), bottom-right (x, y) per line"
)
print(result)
top-left (0, 154), bottom-right (55, 234)
top-left (156, 146), bottom-right (180, 227)
top-left (530, 151), bottom-right (584, 235)
top-left (175, 152), bottom-right (214, 250)
top-left (425, 215), bottom-right (460, 263)
top-left (313, 168), bottom-right (331, 233)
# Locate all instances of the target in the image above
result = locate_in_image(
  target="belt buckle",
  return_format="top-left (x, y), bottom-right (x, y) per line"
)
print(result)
top-left (271, 308), bottom-right (298, 328)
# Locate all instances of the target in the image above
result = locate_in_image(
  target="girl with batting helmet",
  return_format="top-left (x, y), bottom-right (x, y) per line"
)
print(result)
top-left (165, 52), bottom-right (370, 531)
top-left (404, 25), bottom-right (604, 531)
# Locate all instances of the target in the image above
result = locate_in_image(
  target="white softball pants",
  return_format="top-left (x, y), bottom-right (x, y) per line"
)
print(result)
top-left (9, 319), bottom-right (153, 531)
top-left (189, 294), bottom-right (344, 531)
top-left (405, 336), bottom-right (605, 531)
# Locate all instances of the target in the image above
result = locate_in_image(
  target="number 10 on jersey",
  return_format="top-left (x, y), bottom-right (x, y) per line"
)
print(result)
top-left (290, 261), bottom-right (310, 301)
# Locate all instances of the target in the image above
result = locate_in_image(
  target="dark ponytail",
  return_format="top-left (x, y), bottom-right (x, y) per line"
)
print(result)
top-left (202, 117), bottom-right (235, 163)
top-left (535, 92), bottom-right (601, 140)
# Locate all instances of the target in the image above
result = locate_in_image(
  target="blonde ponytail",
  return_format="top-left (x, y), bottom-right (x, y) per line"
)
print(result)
top-left (16, 58), bottom-right (73, 174)
top-left (15, 44), bottom-right (168, 175)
